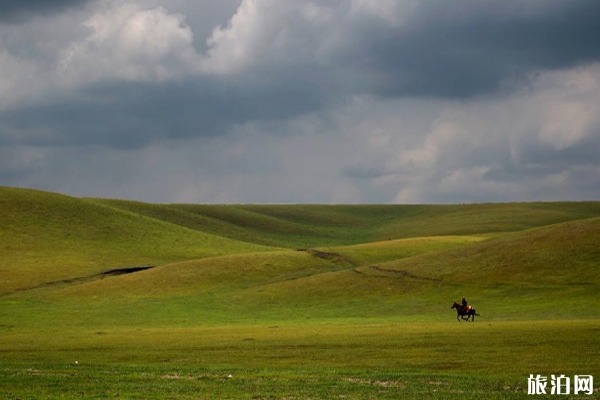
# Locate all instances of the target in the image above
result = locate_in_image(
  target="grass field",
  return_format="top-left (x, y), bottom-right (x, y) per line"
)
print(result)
top-left (1, 187), bottom-right (599, 399)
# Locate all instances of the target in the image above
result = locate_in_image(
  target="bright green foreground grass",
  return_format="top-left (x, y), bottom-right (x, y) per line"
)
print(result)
top-left (1, 187), bottom-right (599, 399)
top-left (1, 321), bottom-right (598, 399)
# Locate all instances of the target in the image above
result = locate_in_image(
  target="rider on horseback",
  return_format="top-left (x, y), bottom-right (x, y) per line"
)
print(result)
top-left (462, 297), bottom-right (469, 312)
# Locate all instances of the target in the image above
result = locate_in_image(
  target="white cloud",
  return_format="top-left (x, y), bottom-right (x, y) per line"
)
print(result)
top-left (538, 101), bottom-right (596, 150)
top-left (202, 0), bottom-right (334, 74)
top-left (59, 3), bottom-right (201, 82)
top-left (535, 68), bottom-right (600, 151)
top-left (0, 1), bottom-right (206, 112)
top-left (307, 64), bottom-right (600, 203)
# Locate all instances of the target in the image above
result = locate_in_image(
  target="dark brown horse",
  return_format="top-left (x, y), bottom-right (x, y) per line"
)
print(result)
top-left (451, 302), bottom-right (480, 322)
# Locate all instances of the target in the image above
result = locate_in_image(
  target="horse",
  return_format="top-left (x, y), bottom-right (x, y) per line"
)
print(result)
top-left (451, 302), bottom-right (480, 322)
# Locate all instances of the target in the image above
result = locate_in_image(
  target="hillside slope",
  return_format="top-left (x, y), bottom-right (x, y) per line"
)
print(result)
top-left (2, 187), bottom-right (599, 323)
top-left (3, 216), bottom-right (598, 327)
top-left (1, 186), bottom-right (599, 400)
top-left (366, 217), bottom-right (600, 286)
top-left (0, 234), bottom-right (486, 328)
top-left (95, 199), bottom-right (600, 248)
top-left (0, 187), bottom-right (274, 294)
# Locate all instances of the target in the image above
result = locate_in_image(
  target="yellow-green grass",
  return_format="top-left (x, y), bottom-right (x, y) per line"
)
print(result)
top-left (95, 198), bottom-right (600, 248)
top-left (1, 322), bottom-right (598, 399)
top-left (0, 187), bottom-right (274, 294)
top-left (0, 234), bottom-right (480, 329)
top-left (319, 235), bottom-right (486, 265)
top-left (2, 187), bottom-right (599, 399)
top-left (2, 218), bottom-right (598, 329)
top-left (368, 217), bottom-right (600, 286)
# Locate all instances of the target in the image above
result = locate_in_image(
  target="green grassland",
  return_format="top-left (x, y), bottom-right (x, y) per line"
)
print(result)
top-left (0, 187), bottom-right (599, 399)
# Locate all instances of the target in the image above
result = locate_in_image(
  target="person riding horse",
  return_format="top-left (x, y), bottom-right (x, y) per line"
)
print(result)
top-left (451, 300), bottom-right (480, 321)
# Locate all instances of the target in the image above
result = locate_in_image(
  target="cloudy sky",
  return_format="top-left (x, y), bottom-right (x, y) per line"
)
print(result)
top-left (1, 0), bottom-right (599, 203)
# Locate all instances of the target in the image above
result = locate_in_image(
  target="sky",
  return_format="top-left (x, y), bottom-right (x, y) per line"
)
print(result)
top-left (1, 0), bottom-right (599, 204)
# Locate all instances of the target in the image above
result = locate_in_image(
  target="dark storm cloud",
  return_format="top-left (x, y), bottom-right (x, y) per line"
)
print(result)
top-left (483, 133), bottom-right (600, 184)
top-left (0, 69), bottom-right (332, 148)
top-left (4, 0), bottom-right (600, 149)
top-left (2, 0), bottom-right (600, 204)
top-left (0, 0), bottom-right (95, 23)
top-left (342, 0), bottom-right (600, 99)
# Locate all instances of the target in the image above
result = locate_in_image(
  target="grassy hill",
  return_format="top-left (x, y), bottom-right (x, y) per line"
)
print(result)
top-left (2, 187), bottom-right (598, 324)
top-left (1, 186), bottom-right (599, 399)
top-left (93, 198), bottom-right (600, 247)
top-left (0, 187), bottom-right (274, 294)
top-left (370, 217), bottom-right (600, 286)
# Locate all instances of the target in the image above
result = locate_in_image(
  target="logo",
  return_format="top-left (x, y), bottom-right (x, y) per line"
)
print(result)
top-left (527, 374), bottom-right (594, 395)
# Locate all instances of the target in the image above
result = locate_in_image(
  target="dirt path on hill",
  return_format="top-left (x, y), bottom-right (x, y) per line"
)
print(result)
top-left (302, 248), bottom-right (358, 267)
top-left (353, 265), bottom-right (441, 282)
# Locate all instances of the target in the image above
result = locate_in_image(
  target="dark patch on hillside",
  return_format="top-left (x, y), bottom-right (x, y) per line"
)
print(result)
top-left (101, 266), bottom-right (154, 276)
top-left (1, 265), bottom-right (155, 296)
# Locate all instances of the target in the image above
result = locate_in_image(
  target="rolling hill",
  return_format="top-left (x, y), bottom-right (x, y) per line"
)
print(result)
top-left (1, 186), bottom-right (599, 399)
top-left (1, 186), bottom-right (598, 325)
top-left (92, 197), bottom-right (600, 247)
top-left (0, 187), bottom-right (274, 294)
